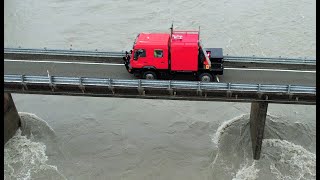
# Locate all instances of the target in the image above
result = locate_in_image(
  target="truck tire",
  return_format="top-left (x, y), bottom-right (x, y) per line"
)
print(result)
top-left (198, 72), bottom-right (213, 82)
top-left (143, 71), bottom-right (157, 80)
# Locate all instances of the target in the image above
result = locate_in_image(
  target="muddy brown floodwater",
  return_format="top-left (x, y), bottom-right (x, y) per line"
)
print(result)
top-left (4, 0), bottom-right (316, 179)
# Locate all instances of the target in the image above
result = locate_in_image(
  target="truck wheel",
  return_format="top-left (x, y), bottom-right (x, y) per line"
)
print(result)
top-left (198, 73), bottom-right (213, 82)
top-left (143, 71), bottom-right (157, 80)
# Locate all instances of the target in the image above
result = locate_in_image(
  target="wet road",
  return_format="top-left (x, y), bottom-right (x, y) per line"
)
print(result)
top-left (4, 60), bottom-right (316, 86)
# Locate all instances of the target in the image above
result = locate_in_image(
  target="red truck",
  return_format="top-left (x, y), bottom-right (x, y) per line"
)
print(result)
top-left (123, 26), bottom-right (223, 82)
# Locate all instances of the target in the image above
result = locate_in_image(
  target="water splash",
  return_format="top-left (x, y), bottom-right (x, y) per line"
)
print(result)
top-left (262, 139), bottom-right (316, 180)
top-left (232, 161), bottom-right (260, 180)
top-left (211, 114), bottom-right (247, 146)
top-left (4, 112), bottom-right (67, 180)
top-left (19, 112), bottom-right (66, 159)
top-left (209, 113), bottom-right (316, 180)
top-left (4, 130), bottom-right (67, 180)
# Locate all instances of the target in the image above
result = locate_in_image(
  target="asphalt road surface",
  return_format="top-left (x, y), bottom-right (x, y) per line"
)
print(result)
top-left (4, 60), bottom-right (316, 86)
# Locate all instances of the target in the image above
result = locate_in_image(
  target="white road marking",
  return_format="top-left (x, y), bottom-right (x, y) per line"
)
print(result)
top-left (224, 67), bottom-right (316, 73)
top-left (4, 59), bottom-right (316, 73)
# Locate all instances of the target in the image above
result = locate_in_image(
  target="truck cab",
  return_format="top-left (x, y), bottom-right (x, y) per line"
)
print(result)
top-left (131, 33), bottom-right (170, 71)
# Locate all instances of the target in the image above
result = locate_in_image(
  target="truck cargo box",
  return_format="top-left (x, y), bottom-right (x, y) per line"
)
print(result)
top-left (170, 31), bottom-right (199, 71)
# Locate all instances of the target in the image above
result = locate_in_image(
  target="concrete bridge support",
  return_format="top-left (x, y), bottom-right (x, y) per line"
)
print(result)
top-left (250, 101), bottom-right (268, 160)
top-left (4, 93), bottom-right (21, 145)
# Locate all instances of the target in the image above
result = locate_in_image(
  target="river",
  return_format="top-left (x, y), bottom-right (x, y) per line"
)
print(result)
top-left (4, 0), bottom-right (316, 179)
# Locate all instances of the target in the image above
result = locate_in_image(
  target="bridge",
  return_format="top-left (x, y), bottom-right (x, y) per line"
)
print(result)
top-left (4, 48), bottom-right (316, 160)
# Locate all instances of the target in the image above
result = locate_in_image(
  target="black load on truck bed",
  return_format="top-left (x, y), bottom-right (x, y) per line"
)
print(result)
top-left (205, 48), bottom-right (224, 75)
top-left (205, 48), bottom-right (223, 62)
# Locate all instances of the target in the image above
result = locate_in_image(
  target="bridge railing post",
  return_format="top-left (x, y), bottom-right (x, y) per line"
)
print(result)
top-left (250, 101), bottom-right (268, 160)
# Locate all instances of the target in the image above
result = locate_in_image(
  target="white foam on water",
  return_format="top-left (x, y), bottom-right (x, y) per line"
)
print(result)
top-left (209, 113), bottom-right (316, 180)
top-left (211, 114), bottom-right (247, 146)
top-left (209, 114), bottom-right (251, 179)
top-left (262, 139), bottom-right (316, 180)
top-left (232, 161), bottom-right (260, 180)
top-left (18, 112), bottom-right (67, 159)
top-left (19, 112), bottom-right (56, 137)
top-left (4, 129), bottom-right (67, 180)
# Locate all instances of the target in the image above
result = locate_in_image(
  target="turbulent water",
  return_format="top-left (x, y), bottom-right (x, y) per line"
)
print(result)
top-left (4, 0), bottom-right (316, 179)
top-left (4, 113), bottom-right (66, 180)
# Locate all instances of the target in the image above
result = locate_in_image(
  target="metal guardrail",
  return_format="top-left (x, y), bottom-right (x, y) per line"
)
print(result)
top-left (3, 74), bottom-right (315, 94)
top-left (4, 48), bottom-right (124, 57)
top-left (223, 56), bottom-right (316, 65)
top-left (4, 74), bottom-right (316, 104)
top-left (4, 48), bottom-right (316, 65)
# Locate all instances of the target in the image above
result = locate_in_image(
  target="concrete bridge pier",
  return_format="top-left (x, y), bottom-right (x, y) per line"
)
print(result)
top-left (250, 101), bottom-right (268, 160)
top-left (4, 93), bottom-right (21, 145)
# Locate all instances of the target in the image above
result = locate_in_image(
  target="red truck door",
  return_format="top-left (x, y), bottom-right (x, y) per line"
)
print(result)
top-left (131, 47), bottom-right (169, 70)
top-left (132, 48), bottom-right (147, 68)
top-left (151, 48), bottom-right (168, 69)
